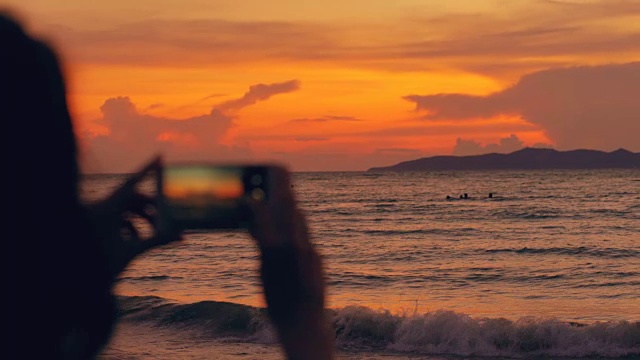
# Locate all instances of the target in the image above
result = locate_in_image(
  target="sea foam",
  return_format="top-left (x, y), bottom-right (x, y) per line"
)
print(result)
top-left (117, 296), bottom-right (640, 358)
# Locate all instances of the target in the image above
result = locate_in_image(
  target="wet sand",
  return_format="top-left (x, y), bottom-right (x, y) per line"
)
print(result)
top-left (100, 322), bottom-right (449, 360)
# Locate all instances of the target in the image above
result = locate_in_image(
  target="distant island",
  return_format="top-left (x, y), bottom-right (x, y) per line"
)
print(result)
top-left (367, 148), bottom-right (640, 172)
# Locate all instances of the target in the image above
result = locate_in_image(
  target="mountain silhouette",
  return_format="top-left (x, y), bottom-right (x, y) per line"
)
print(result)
top-left (367, 148), bottom-right (640, 172)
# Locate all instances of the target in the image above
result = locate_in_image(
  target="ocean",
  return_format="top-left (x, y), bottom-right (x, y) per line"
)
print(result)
top-left (81, 169), bottom-right (640, 359)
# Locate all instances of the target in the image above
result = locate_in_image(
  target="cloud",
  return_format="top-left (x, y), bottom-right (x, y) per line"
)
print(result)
top-left (453, 134), bottom-right (525, 156)
top-left (48, 19), bottom-right (337, 66)
top-left (358, 121), bottom-right (539, 138)
top-left (84, 97), bottom-right (238, 173)
top-left (237, 116), bottom-right (542, 151)
top-left (199, 93), bottom-right (227, 101)
top-left (82, 80), bottom-right (300, 173)
top-left (171, 93), bottom-right (229, 113)
top-left (144, 103), bottom-right (164, 110)
top-left (322, 115), bottom-right (361, 121)
top-left (295, 136), bottom-right (330, 142)
top-left (287, 115), bottom-right (362, 124)
top-left (41, 1), bottom-right (640, 76)
top-left (217, 80), bottom-right (300, 112)
top-left (404, 63), bottom-right (640, 151)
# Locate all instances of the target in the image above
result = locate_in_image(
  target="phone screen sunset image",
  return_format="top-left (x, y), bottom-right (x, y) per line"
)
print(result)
top-left (162, 166), bottom-right (245, 226)
top-left (7, 0), bottom-right (638, 359)
top-left (164, 166), bottom-right (244, 204)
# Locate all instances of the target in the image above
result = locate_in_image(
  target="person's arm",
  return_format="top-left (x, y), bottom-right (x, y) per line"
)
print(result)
top-left (258, 232), bottom-right (334, 360)
top-left (248, 168), bottom-right (335, 360)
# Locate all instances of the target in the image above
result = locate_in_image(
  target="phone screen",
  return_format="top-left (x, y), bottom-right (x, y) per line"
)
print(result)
top-left (159, 164), bottom-right (269, 229)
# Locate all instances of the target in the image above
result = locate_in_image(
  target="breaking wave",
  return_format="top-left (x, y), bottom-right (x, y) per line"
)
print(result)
top-left (117, 296), bottom-right (640, 358)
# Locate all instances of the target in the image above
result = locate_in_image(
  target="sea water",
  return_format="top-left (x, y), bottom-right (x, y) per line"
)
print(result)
top-left (82, 170), bottom-right (640, 358)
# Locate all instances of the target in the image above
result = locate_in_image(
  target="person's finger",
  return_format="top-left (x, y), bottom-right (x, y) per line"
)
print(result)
top-left (267, 166), bottom-right (295, 205)
top-left (266, 168), bottom-right (298, 235)
top-left (119, 226), bottom-right (183, 268)
top-left (122, 219), bottom-right (141, 242)
top-left (248, 205), bottom-right (312, 253)
top-left (245, 197), bottom-right (279, 248)
top-left (126, 192), bottom-right (186, 248)
top-left (126, 193), bottom-right (156, 226)
top-left (247, 166), bottom-right (314, 251)
top-left (292, 208), bottom-right (312, 250)
top-left (110, 156), bottom-right (161, 206)
top-left (135, 231), bottom-right (183, 255)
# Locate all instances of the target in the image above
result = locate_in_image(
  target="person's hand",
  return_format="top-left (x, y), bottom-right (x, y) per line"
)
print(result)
top-left (247, 167), bottom-right (335, 360)
top-left (86, 157), bottom-right (182, 280)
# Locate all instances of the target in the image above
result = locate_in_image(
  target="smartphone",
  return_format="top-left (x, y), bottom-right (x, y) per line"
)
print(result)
top-left (157, 163), bottom-right (282, 230)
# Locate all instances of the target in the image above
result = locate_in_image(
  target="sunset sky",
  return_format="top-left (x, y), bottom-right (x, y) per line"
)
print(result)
top-left (6, 0), bottom-right (640, 172)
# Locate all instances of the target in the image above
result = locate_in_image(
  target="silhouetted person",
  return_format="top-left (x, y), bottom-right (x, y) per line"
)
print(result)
top-left (488, 193), bottom-right (493, 198)
top-left (446, 195), bottom-right (452, 200)
top-left (1, 13), bottom-right (333, 360)
top-left (2, 15), bottom-right (124, 358)
top-left (463, 193), bottom-right (469, 199)
top-left (459, 195), bottom-right (464, 199)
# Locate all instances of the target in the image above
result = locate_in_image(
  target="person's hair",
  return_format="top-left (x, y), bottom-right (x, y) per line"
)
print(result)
top-left (1, 13), bottom-right (115, 358)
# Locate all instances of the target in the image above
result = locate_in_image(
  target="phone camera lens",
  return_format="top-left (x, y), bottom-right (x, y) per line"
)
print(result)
top-left (251, 188), bottom-right (265, 201)
top-left (250, 174), bottom-right (263, 186)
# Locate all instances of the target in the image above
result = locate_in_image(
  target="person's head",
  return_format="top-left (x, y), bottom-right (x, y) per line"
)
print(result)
top-left (2, 13), bottom-right (115, 358)
top-left (1, 13), bottom-right (79, 198)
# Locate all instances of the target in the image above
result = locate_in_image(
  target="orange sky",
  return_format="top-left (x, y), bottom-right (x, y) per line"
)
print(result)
top-left (6, 0), bottom-right (640, 172)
